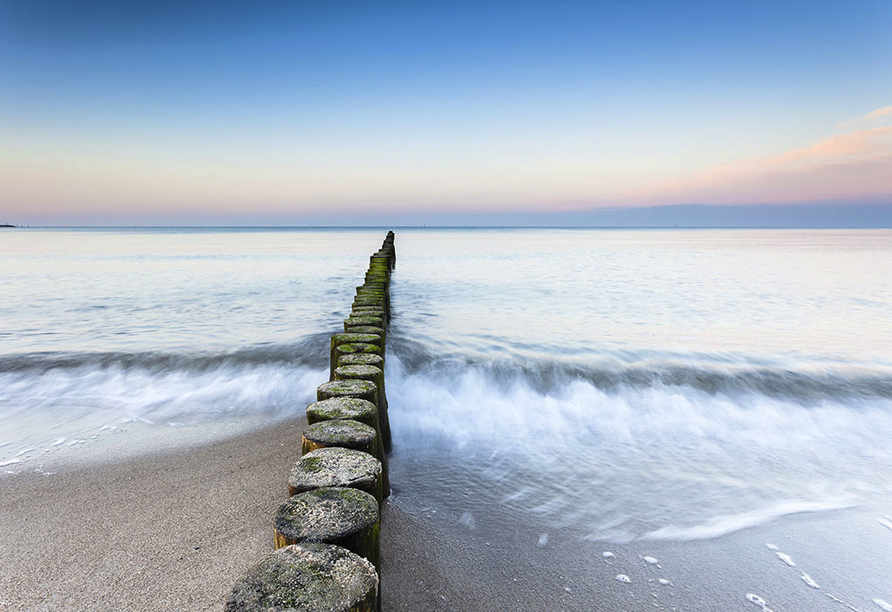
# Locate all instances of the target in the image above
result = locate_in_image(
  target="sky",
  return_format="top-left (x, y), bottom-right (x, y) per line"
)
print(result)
top-left (1, 0), bottom-right (891, 226)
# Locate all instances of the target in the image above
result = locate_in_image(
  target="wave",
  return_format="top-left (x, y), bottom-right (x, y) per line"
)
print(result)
top-left (384, 345), bottom-right (892, 542)
top-left (639, 498), bottom-right (859, 541)
top-left (0, 332), bottom-right (334, 375)
top-left (0, 334), bottom-right (334, 462)
top-left (388, 335), bottom-right (892, 403)
top-left (5, 334), bottom-right (892, 540)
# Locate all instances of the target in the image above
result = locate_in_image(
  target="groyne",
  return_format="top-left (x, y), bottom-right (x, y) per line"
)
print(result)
top-left (226, 232), bottom-right (395, 611)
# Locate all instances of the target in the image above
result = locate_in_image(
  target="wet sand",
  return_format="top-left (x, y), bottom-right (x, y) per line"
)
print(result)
top-left (2, 420), bottom-right (891, 611)
top-left (382, 489), bottom-right (892, 612)
top-left (0, 419), bottom-right (305, 611)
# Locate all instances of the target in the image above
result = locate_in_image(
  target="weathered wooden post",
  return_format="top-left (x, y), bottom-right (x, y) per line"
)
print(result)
top-left (225, 543), bottom-right (377, 612)
top-left (302, 419), bottom-right (378, 457)
top-left (288, 447), bottom-right (383, 506)
top-left (333, 365), bottom-right (391, 453)
top-left (227, 232), bottom-right (397, 612)
top-left (273, 487), bottom-right (381, 571)
top-left (306, 397), bottom-right (389, 496)
top-left (329, 333), bottom-right (382, 380)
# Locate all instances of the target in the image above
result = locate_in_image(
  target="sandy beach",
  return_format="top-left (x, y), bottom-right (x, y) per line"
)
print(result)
top-left (2, 416), bottom-right (892, 611)
top-left (0, 419), bottom-right (306, 611)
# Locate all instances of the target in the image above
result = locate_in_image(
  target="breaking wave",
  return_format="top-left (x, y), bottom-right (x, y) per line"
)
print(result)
top-left (386, 340), bottom-right (892, 542)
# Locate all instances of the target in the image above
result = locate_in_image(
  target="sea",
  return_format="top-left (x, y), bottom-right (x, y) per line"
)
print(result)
top-left (2, 227), bottom-right (892, 609)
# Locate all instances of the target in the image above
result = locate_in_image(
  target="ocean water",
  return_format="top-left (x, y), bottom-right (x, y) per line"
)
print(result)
top-left (3, 227), bottom-right (892, 547)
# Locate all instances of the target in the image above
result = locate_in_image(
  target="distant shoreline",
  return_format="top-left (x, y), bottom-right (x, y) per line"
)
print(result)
top-left (5, 225), bottom-right (892, 231)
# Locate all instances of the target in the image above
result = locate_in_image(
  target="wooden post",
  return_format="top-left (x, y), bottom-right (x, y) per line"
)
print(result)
top-left (274, 487), bottom-right (381, 571)
top-left (225, 543), bottom-right (377, 612)
top-left (306, 397), bottom-right (390, 497)
top-left (288, 447), bottom-right (383, 506)
top-left (333, 365), bottom-right (391, 453)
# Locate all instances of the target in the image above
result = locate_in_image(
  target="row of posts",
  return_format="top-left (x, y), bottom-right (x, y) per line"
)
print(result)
top-left (225, 232), bottom-right (396, 611)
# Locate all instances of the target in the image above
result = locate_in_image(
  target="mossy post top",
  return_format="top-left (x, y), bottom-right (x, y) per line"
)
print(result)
top-left (343, 326), bottom-right (384, 337)
top-left (288, 448), bottom-right (381, 494)
top-left (337, 353), bottom-right (384, 368)
top-left (331, 332), bottom-right (382, 347)
top-left (306, 397), bottom-right (377, 423)
top-left (317, 379), bottom-right (377, 403)
top-left (275, 487), bottom-right (379, 543)
top-left (303, 419), bottom-right (377, 449)
top-left (345, 316), bottom-right (384, 326)
top-left (224, 543), bottom-right (377, 612)
top-left (334, 365), bottom-right (383, 380)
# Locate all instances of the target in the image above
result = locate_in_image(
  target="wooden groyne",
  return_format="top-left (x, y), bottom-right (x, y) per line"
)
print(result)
top-left (226, 232), bottom-right (395, 611)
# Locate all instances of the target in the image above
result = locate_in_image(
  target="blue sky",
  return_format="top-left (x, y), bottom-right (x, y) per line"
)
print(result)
top-left (1, 0), bottom-right (891, 225)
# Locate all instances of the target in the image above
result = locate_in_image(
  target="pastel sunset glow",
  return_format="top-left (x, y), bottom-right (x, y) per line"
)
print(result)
top-left (1, 0), bottom-right (891, 225)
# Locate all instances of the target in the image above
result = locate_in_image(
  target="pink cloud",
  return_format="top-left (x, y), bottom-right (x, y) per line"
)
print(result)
top-left (838, 105), bottom-right (892, 129)
top-left (621, 108), bottom-right (892, 206)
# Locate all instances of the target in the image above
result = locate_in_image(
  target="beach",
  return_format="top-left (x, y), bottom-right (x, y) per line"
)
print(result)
top-left (3, 417), bottom-right (891, 611)
top-left (0, 418), bottom-right (306, 611)
top-left (2, 228), bottom-right (892, 611)
top-left (4, 0), bottom-right (892, 605)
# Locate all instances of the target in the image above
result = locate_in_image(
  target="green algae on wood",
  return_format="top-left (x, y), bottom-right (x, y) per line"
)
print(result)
top-left (305, 396), bottom-right (389, 496)
top-left (330, 334), bottom-right (382, 380)
top-left (317, 380), bottom-right (377, 405)
top-left (337, 353), bottom-right (384, 368)
top-left (302, 419), bottom-right (377, 457)
top-left (274, 487), bottom-right (380, 570)
top-left (334, 366), bottom-right (391, 453)
top-left (332, 333), bottom-right (381, 346)
top-left (306, 398), bottom-right (384, 447)
top-left (307, 397), bottom-right (378, 425)
top-left (343, 326), bottom-right (384, 337)
top-left (350, 310), bottom-right (385, 319)
top-left (288, 447), bottom-right (383, 505)
top-left (335, 343), bottom-right (380, 357)
top-left (344, 316), bottom-right (384, 327)
top-left (224, 543), bottom-right (377, 612)
top-left (332, 344), bottom-right (382, 379)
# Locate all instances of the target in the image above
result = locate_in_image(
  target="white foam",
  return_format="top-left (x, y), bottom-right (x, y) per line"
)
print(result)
top-left (801, 573), bottom-right (820, 589)
top-left (746, 593), bottom-right (774, 611)
top-left (537, 533), bottom-right (549, 547)
top-left (458, 512), bottom-right (475, 529)
top-left (15, 448), bottom-right (35, 457)
top-left (502, 486), bottom-right (533, 503)
top-left (50, 437), bottom-right (66, 446)
top-left (878, 516), bottom-right (892, 531)
top-left (874, 600), bottom-right (892, 612)
top-left (776, 552), bottom-right (796, 567)
top-left (388, 353), bottom-right (892, 544)
top-left (658, 578), bottom-right (671, 586)
top-left (643, 555), bottom-right (658, 564)
top-left (615, 574), bottom-right (631, 584)
top-left (766, 543), bottom-right (779, 551)
top-left (0, 361), bottom-right (326, 464)
top-left (0, 459), bottom-right (22, 467)
top-left (602, 551), bottom-right (615, 559)
top-left (641, 498), bottom-right (858, 541)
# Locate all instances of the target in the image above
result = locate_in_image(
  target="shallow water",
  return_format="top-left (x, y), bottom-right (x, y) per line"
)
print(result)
top-left (384, 229), bottom-right (892, 544)
top-left (0, 228), bottom-right (384, 461)
top-left (3, 227), bottom-right (892, 545)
